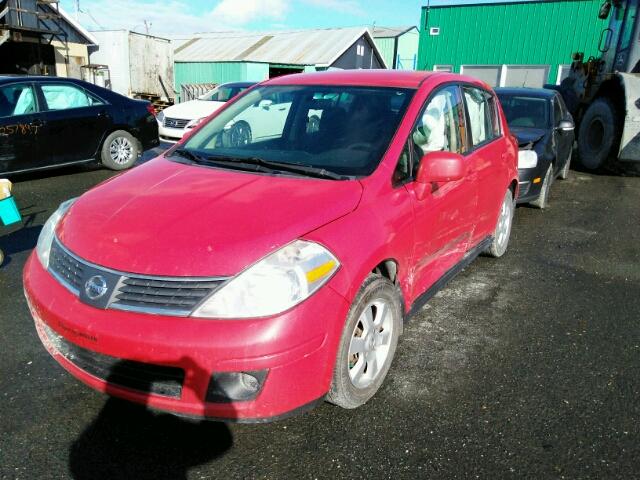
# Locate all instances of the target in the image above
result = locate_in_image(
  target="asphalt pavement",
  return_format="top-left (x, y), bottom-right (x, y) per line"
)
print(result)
top-left (1, 149), bottom-right (639, 479)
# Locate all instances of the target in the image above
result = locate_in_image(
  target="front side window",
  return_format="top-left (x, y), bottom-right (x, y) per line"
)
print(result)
top-left (553, 97), bottom-right (563, 125)
top-left (464, 87), bottom-right (499, 146)
top-left (40, 84), bottom-right (104, 111)
top-left (0, 84), bottom-right (37, 118)
top-left (180, 85), bottom-right (415, 177)
top-left (394, 85), bottom-right (467, 183)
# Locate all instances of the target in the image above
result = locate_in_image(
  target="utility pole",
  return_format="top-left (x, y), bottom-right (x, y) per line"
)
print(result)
top-left (75, 0), bottom-right (80, 21)
top-left (144, 20), bottom-right (152, 34)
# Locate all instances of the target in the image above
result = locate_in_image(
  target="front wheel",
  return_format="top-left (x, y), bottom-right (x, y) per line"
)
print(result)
top-left (101, 130), bottom-right (139, 170)
top-left (327, 274), bottom-right (403, 409)
top-left (486, 189), bottom-right (515, 258)
top-left (531, 165), bottom-right (553, 209)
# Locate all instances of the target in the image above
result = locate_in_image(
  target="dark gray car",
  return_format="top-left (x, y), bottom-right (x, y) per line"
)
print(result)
top-left (496, 87), bottom-right (575, 209)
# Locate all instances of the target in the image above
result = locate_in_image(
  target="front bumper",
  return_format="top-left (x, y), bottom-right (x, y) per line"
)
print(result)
top-left (23, 253), bottom-right (350, 421)
top-left (158, 123), bottom-right (186, 143)
top-left (516, 167), bottom-right (544, 204)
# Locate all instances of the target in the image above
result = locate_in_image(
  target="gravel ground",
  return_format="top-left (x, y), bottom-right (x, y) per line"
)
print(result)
top-left (1, 149), bottom-right (639, 479)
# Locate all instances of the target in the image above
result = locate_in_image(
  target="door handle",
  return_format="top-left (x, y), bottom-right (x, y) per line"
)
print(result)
top-left (97, 110), bottom-right (108, 118)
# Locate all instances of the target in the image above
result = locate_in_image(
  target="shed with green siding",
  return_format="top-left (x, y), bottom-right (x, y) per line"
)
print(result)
top-left (418, 0), bottom-right (608, 87)
top-left (372, 26), bottom-right (419, 70)
top-left (172, 27), bottom-right (386, 101)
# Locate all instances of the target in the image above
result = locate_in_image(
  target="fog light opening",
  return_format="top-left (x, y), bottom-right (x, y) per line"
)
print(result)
top-left (206, 370), bottom-right (268, 403)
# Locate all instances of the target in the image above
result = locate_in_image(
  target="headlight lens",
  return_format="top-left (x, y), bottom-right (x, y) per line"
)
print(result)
top-left (518, 150), bottom-right (538, 169)
top-left (186, 117), bottom-right (207, 129)
top-left (36, 198), bottom-right (76, 269)
top-left (192, 240), bottom-right (340, 319)
top-left (156, 110), bottom-right (165, 124)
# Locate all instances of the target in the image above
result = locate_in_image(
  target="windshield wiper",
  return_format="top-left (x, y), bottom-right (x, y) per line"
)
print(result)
top-left (168, 148), bottom-right (207, 164)
top-left (206, 155), bottom-right (348, 180)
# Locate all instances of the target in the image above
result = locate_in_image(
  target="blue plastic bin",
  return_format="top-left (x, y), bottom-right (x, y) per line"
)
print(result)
top-left (0, 196), bottom-right (22, 226)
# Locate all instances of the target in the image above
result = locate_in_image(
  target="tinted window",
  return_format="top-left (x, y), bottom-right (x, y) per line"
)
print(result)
top-left (497, 94), bottom-right (549, 129)
top-left (41, 84), bottom-right (104, 111)
top-left (201, 85), bottom-right (248, 102)
top-left (0, 84), bottom-right (37, 118)
top-left (182, 85), bottom-right (415, 177)
top-left (464, 87), bottom-right (497, 146)
top-left (553, 97), bottom-right (563, 126)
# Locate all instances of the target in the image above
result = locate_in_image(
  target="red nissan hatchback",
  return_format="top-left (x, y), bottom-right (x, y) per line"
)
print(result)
top-left (24, 71), bottom-right (518, 421)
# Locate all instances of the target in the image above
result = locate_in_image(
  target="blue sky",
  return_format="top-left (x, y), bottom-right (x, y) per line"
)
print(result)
top-left (59, 0), bottom-right (428, 35)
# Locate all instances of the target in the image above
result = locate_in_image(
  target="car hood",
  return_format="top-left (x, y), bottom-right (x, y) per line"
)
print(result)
top-left (162, 100), bottom-right (225, 121)
top-left (510, 127), bottom-right (547, 148)
top-left (57, 157), bottom-right (363, 277)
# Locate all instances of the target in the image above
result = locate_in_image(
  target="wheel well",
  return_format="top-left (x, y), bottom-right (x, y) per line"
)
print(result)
top-left (372, 259), bottom-right (398, 284)
top-left (509, 179), bottom-right (518, 200)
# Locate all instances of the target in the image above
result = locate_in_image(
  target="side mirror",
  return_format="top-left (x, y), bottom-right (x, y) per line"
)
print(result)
top-left (557, 120), bottom-right (575, 132)
top-left (416, 151), bottom-right (465, 185)
top-left (258, 99), bottom-right (273, 110)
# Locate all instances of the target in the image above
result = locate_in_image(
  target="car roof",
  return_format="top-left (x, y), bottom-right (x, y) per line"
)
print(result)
top-left (220, 81), bottom-right (256, 88)
top-left (262, 70), bottom-right (483, 89)
top-left (494, 87), bottom-right (557, 99)
top-left (0, 75), bottom-right (84, 85)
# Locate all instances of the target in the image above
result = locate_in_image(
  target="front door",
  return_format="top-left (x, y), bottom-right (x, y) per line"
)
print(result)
top-left (0, 82), bottom-right (40, 174)
top-left (402, 85), bottom-right (478, 297)
top-left (552, 94), bottom-right (574, 173)
top-left (35, 82), bottom-right (110, 165)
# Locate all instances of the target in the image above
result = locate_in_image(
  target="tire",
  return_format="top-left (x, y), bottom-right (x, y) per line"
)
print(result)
top-left (0, 249), bottom-right (4, 267)
top-left (577, 98), bottom-right (620, 170)
top-left (327, 274), bottom-right (403, 409)
top-left (559, 151), bottom-right (571, 180)
top-left (101, 130), bottom-right (139, 170)
top-left (486, 189), bottom-right (515, 258)
top-left (229, 121), bottom-right (252, 147)
top-left (531, 165), bottom-right (553, 209)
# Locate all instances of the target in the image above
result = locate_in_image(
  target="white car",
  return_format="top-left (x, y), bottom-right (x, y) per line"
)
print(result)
top-left (157, 82), bottom-right (255, 143)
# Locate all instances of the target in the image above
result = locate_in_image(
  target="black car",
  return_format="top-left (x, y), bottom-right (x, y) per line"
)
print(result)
top-left (496, 87), bottom-right (575, 209)
top-left (0, 76), bottom-right (159, 175)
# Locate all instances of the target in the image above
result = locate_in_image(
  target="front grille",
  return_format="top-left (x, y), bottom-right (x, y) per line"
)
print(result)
top-left (49, 240), bottom-right (84, 293)
top-left (42, 322), bottom-right (184, 398)
top-left (48, 238), bottom-right (228, 316)
top-left (164, 117), bottom-right (190, 129)
top-left (112, 277), bottom-right (225, 314)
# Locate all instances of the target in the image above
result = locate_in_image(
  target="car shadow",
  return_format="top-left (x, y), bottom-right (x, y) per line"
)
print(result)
top-left (0, 203), bottom-right (45, 267)
top-left (68, 357), bottom-right (234, 480)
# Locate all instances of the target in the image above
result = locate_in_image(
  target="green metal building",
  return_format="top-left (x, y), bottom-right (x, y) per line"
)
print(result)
top-left (418, 0), bottom-right (608, 87)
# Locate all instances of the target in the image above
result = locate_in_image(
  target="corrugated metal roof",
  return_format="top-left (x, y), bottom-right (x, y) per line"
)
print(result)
top-left (174, 27), bottom-right (384, 67)
top-left (371, 26), bottom-right (417, 38)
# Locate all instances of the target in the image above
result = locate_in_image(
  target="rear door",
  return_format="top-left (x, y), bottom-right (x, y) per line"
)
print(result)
top-left (35, 81), bottom-right (111, 165)
top-left (0, 82), bottom-right (40, 174)
top-left (462, 86), bottom-right (509, 241)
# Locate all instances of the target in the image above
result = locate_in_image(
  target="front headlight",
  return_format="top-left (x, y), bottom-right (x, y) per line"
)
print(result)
top-left (36, 198), bottom-right (76, 269)
top-left (518, 150), bottom-right (538, 169)
top-left (186, 117), bottom-right (207, 129)
top-left (156, 110), bottom-right (165, 124)
top-left (192, 240), bottom-right (340, 319)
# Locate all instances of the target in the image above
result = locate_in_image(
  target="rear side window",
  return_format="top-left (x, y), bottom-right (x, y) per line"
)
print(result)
top-left (0, 83), bottom-right (37, 118)
top-left (40, 84), bottom-right (104, 111)
top-left (463, 87), bottom-right (500, 147)
top-left (553, 97), bottom-right (563, 125)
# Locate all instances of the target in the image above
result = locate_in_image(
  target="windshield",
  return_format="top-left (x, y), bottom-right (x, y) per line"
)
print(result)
top-left (180, 85), bottom-right (415, 177)
top-left (199, 85), bottom-right (248, 102)
top-left (497, 95), bottom-right (549, 129)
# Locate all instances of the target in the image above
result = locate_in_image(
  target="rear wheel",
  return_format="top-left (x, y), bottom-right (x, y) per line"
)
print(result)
top-left (486, 189), bottom-right (515, 258)
top-left (101, 130), bottom-right (139, 170)
top-left (327, 274), bottom-right (403, 409)
top-left (577, 98), bottom-right (620, 170)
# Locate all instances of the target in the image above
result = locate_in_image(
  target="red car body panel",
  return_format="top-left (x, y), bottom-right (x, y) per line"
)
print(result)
top-left (23, 70), bottom-right (518, 421)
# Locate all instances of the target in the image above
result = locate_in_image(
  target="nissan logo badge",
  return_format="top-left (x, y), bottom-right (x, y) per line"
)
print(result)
top-left (85, 275), bottom-right (108, 300)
